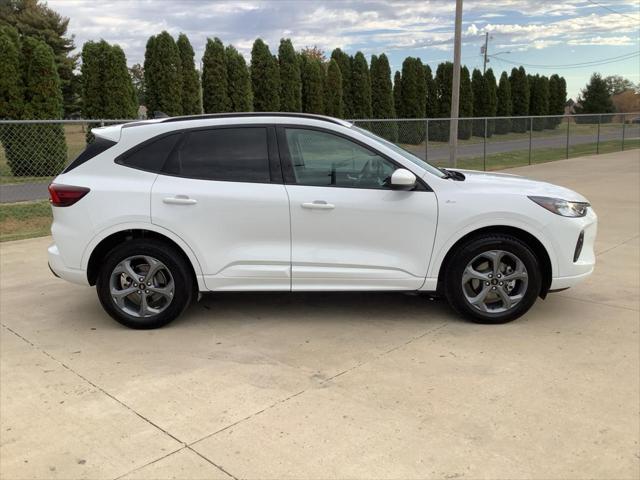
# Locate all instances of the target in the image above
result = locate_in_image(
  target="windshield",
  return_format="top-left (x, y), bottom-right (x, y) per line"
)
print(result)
top-left (352, 126), bottom-right (446, 178)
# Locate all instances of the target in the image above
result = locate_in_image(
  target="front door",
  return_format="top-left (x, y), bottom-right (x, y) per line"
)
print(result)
top-left (278, 126), bottom-right (438, 291)
top-left (151, 125), bottom-right (291, 291)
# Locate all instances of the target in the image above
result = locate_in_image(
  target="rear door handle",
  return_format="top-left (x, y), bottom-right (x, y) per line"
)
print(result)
top-left (163, 195), bottom-right (197, 205)
top-left (301, 200), bottom-right (335, 210)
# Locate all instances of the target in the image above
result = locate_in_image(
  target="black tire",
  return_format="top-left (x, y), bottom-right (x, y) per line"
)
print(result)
top-left (96, 238), bottom-right (194, 329)
top-left (444, 234), bottom-right (542, 324)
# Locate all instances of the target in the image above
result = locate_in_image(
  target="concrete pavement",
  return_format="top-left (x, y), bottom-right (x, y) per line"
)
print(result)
top-left (1, 150), bottom-right (639, 479)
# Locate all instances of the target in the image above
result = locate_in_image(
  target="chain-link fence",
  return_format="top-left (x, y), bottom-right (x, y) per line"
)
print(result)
top-left (1, 113), bottom-right (639, 203)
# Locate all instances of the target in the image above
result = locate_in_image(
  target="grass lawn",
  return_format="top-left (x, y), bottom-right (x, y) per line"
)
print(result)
top-left (0, 200), bottom-right (52, 242)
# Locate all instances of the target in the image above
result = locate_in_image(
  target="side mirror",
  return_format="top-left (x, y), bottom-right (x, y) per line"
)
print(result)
top-left (389, 168), bottom-right (417, 190)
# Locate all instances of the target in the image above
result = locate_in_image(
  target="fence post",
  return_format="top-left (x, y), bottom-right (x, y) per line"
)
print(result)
top-left (483, 117), bottom-right (487, 171)
top-left (596, 115), bottom-right (601, 154)
top-left (621, 114), bottom-right (626, 151)
top-left (566, 117), bottom-right (570, 159)
top-left (100, 119), bottom-right (105, 127)
top-left (528, 117), bottom-right (533, 165)
top-left (425, 119), bottom-right (429, 162)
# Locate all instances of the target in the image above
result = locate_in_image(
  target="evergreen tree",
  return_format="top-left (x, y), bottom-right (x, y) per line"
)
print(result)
top-left (433, 61), bottom-right (453, 141)
top-left (330, 48), bottom-right (353, 118)
top-left (509, 66), bottom-right (529, 132)
top-left (546, 74), bottom-right (567, 128)
top-left (0, 26), bottom-right (24, 120)
top-left (144, 31), bottom-right (182, 117)
top-left (278, 38), bottom-right (301, 112)
top-left (398, 57), bottom-right (426, 143)
top-left (225, 45), bottom-right (252, 112)
top-left (350, 51), bottom-right (372, 120)
top-left (202, 37), bottom-right (229, 113)
top-left (1, 0), bottom-right (78, 117)
top-left (324, 58), bottom-right (343, 118)
top-left (370, 53), bottom-right (397, 141)
top-left (177, 33), bottom-right (202, 115)
top-left (13, 36), bottom-right (67, 176)
top-left (471, 68), bottom-right (489, 137)
top-left (574, 73), bottom-right (613, 123)
top-left (300, 54), bottom-right (324, 114)
top-left (495, 71), bottom-right (512, 134)
top-left (393, 71), bottom-right (402, 118)
top-left (458, 66), bottom-right (473, 140)
top-left (485, 68), bottom-right (497, 136)
top-left (251, 38), bottom-right (280, 111)
top-left (424, 64), bottom-right (437, 118)
top-left (529, 74), bottom-right (549, 130)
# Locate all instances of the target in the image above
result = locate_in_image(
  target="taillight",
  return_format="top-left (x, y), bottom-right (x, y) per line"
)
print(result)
top-left (48, 184), bottom-right (90, 207)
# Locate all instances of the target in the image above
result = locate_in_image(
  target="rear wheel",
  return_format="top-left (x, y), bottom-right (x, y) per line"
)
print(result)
top-left (444, 234), bottom-right (542, 324)
top-left (96, 239), bottom-right (194, 329)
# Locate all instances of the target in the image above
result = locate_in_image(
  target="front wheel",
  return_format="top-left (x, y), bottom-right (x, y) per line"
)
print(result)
top-left (444, 234), bottom-right (542, 324)
top-left (96, 239), bottom-right (194, 329)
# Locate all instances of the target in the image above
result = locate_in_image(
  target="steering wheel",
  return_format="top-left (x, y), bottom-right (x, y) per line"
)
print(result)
top-left (359, 158), bottom-right (386, 187)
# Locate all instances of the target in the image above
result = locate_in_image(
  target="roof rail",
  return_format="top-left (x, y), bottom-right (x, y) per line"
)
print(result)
top-left (158, 112), bottom-right (350, 126)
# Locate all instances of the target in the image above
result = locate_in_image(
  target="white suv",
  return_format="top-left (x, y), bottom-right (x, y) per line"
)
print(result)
top-left (47, 114), bottom-right (597, 329)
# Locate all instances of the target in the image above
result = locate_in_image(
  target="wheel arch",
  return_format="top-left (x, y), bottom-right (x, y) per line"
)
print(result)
top-left (84, 225), bottom-right (203, 288)
top-left (435, 225), bottom-right (553, 298)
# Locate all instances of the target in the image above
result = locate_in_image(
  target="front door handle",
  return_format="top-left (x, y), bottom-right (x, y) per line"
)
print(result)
top-left (301, 200), bottom-right (335, 210)
top-left (163, 195), bottom-right (197, 205)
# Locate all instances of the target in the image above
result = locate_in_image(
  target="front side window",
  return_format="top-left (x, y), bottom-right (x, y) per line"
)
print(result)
top-left (164, 127), bottom-right (270, 183)
top-left (284, 128), bottom-right (396, 189)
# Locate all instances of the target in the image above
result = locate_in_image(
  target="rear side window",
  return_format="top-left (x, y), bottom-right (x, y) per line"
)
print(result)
top-left (164, 127), bottom-right (270, 183)
top-left (63, 137), bottom-right (116, 173)
top-left (119, 133), bottom-right (182, 172)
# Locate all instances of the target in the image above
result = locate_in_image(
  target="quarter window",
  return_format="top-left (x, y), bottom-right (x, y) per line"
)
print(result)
top-left (120, 133), bottom-right (181, 172)
top-left (284, 128), bottom-right (396, 189)
top-left (164, 127), bottom-right (270, 183)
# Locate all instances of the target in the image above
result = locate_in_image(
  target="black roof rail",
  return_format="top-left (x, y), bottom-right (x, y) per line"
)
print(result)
top-left (158, 112), bottom-right (349, 126)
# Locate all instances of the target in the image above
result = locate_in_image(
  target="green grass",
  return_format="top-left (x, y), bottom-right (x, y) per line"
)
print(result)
top-left (430, 139), bottom-right (640, 171)
top-left (0, 200), bottom-right (52, 242)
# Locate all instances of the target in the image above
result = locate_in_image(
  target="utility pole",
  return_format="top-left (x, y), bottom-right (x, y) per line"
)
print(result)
top-left (482, 32), bottom-right (489, 73)
top-left (449, 0), bottom-right (463, 168)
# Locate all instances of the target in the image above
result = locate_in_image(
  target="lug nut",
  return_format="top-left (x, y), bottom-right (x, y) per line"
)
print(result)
top-left (145, 290), bottom-right (149, 294)
top-left (133, 283), bottom-right (137, 287)
top-left (488, 274), bottom-right (493, 278)
top-left (139, 277), bottom-right (144, 282)
top-left (497, 274), bottom-right (502, 278)
top-left (485, 281), bottom-right (490, 286)
top-left (499, 281), bottom-right (504, 286)
top-left (137, 290), bottom-right (141, 294)
top-left (492, 286), bottom-right (497, 290)
top-left (147, 282), bottom-right (151, 286)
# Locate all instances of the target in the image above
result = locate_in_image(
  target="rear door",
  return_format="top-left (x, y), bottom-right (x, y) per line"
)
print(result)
top-left (150, 125), bottom-right (291, 291)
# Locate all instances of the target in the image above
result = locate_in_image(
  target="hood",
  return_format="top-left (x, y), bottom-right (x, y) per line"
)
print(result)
top-left (454, 169), bottom-right (589, 203)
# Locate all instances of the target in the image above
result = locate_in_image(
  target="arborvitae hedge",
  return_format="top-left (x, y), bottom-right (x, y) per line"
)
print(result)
top-left (509, 66), bottom-right (529, 132)
top-left (424, 64), bottom-right (437, 119)
top-left (225, 45), bottom-right (252, 112)
top-left (202, 37), bottom-right (229, 113)
top-left (495, 71), bottom-right (512, 134)
top-left (300, 54), bottom-right (324, 114)
top-left (324, 58), bottom-right (343, 118)
top-left (0, 26), bottom-right (23, 119)
top-left (432, 61), bottom-right (453, 141)
top-left (458, 66), bottom-right (473, 140)
top-left (278, 38), bottom-right (301, 112)
top-left (398, 57), bottom-right (426, 143)
top-left (471, 68), bottom-right (490, 137)
top-left (529, 74), bottom-right (549, 130)
top-left (485, 68), bottom-right (497, 136)
top-left (393, 71), bottom-right (402, 118)
top-left (370, 53), bottom-right (397, 141)
top-left (144, 31), bottom-right (182, 117)
top-left (15, 36), bottom-right (66, 176)
top-left (177, 33), bottom-right (202, 115)
top-left (547, 74), bottom-right (566, 128)
top-left (330, 48), bottom-right (353, 118)
top-left (351, 52), bottom-right (372, 120)
top-left (251, 39), bottom-right (280, 112)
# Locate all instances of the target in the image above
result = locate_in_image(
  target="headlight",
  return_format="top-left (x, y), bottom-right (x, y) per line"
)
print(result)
top-left (528, 196), bottom-right (590, 217)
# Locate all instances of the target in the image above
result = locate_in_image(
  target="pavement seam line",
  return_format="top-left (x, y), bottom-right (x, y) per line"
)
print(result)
top-left (112, 446), bottom-right (187, 480)
top-left (556, 294), bottom-right (640, 312)
top-left (595, 234), bottom-right (640, 256)
top-left (0, 323), bottom-right (240, 480)
top-left (189, 321), bottom-right (449, 449)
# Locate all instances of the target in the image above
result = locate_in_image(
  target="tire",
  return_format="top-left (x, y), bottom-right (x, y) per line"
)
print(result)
top-left (444, 234), bottom-right (542, 324)
top-left (96, 238), bottom-right (194, 329)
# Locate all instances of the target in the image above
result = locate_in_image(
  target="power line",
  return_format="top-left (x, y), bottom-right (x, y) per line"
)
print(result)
top-left (489, 51), bottom-right (639, 69)
top-left (585, 0), bottom-right (639, 21)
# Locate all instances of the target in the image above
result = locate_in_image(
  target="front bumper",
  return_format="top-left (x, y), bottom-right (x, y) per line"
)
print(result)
top-left (48, 243), bottom-right (89, 286)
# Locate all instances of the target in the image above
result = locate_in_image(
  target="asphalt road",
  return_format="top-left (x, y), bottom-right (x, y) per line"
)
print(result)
top-left (1, 150), bottom-right (638, 479)
top-left (1, 126), bottom-right (638, 203)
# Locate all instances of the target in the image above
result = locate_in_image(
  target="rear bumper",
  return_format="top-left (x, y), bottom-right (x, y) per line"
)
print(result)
top-left (48, 243), bottom-right (89, 286)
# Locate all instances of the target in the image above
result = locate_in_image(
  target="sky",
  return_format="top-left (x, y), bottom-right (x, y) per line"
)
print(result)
top-left (49, 0), bottom-right (640, 99)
